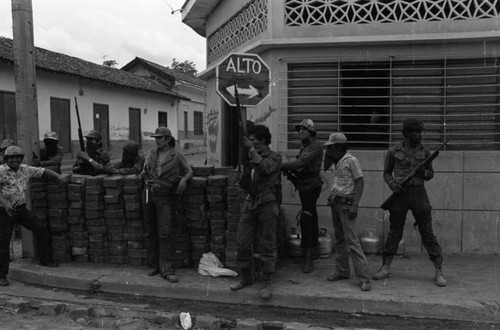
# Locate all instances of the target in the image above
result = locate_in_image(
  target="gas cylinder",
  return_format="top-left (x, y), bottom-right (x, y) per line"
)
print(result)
top-left (288, 227), bottom-right (303, 258)
top-left (360, 228), bottom-right (380, 255)
top-left (317, 228), bottom-right (333, 258)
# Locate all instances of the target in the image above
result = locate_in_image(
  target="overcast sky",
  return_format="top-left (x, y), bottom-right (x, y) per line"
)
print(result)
top-left (0, 0), bottom-right (207, 72)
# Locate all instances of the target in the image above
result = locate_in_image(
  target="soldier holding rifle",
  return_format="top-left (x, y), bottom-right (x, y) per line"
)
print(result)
top-left (373, 119), bottom-right (447, 287)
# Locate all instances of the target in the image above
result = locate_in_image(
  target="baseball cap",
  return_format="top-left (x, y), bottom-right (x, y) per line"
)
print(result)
top-left (294, 119), bottom-right (316, 133)
top-left (85, 130), bottom-right (102, 141)
top-left (324, 133), bottom-right (348, 146)
top-left (151, 127), bottom-right (172, 137)
top-left (44, 131), bottom-right (58, 140)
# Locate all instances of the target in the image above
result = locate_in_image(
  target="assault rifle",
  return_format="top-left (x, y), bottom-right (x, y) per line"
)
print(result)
top-left (380, 138), bottom-right (449, 210)
top-left (235, 82), bottom-right (254, 196)
top-left (74, 97), bottom-right (85, 152)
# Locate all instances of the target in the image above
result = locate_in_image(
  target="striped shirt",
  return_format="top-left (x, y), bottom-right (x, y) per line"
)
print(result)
top-left (328, 153), bottom-right (363, 197)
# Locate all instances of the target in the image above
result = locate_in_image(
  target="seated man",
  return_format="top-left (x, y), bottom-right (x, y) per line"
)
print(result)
top-left (102, 140), bottom-right (144, 175)
top-left (72, 130), bottom-right (110, 176)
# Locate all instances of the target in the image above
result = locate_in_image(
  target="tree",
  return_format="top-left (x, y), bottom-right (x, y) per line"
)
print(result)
top-left (103, 59), bottom-right (118, 68)
top-left (170, 58), bottom-right (197, 76)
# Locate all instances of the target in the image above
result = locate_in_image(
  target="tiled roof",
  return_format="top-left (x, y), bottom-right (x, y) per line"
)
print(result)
top-left (0, 37), bottom-right (188, 99)
top-left (122, 57), bottom-right (207, 88)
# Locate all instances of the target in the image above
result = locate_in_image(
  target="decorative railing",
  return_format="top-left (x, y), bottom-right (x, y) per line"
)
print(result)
top-left (285, 0), bottom-right (500, 26)
top-left (207, 0), bottom-right (268, 64)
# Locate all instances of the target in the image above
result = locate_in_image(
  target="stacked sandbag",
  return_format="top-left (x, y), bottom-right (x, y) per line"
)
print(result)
top-left (67, 175), bottom-right (88, 262)
top-left (85, 175), bottom-right (107, 263)
top-left (47, 174), bottom-right (71, 262)
top-left (122, 175), bottom-right (146, 266)
top-left (103, 175), bottom-right (127, 264)
top-left (184, 170), bottom-right (211, 265)
top-left (207, 174), bottom-right (228, 264)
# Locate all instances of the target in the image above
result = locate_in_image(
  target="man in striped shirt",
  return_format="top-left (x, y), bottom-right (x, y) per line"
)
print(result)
top-left (324, 133), bottom-right (371, 292)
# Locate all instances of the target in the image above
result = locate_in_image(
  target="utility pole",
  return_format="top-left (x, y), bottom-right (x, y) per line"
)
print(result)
top-left (12, 0), bottom-right (39, 258)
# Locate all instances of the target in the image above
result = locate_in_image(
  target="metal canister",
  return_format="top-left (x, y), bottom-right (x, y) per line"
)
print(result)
top-left (317, 228), bottom-right (333, 258)
top-left (360, 228), bottom-right (380, 255)
top-left (288, 227), bottom-right (303, 258)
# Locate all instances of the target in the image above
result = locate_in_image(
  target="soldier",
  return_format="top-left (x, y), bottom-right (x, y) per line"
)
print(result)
top-left (141, 127), bottom-right (193, 283)
top-left (0, 146), bottom-right (63, 287)
top-left (102, 140), bottom-right (144, 175)
top-left (230, 124), bottom-right (282, 300)
top-left (281, 119), bottom-right (323, 273)
top-left (373, 119), bottom-right (447, 287)
top-left (33, 131), bottom-right (64, 173)
top-left (72, 130), bottom-right (110, 176)
top-left (323, 133), bottom-right (371, 291)
top-left (0, 139), bottom-right (15, 164)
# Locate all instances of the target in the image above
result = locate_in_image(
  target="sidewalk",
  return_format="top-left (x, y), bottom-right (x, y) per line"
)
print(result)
top-left (7, 253), bottom-right (500, 323)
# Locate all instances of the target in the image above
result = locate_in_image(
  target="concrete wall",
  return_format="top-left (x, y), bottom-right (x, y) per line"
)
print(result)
top-left (281, 150), bottom-right (500, 255)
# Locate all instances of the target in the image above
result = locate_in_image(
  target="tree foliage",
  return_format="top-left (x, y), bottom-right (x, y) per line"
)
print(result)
top-left (103, 59), bottom-right (118, 68)
top-left (170, 58), bottom-right (197, 76)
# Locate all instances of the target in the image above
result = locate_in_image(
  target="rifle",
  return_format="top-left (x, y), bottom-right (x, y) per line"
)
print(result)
top-left (74, 97), bottom-right (85, 152)
top-left (234, 82), bottom-right (254, 196)
top-left (380, 138), bottom-right (449, 210)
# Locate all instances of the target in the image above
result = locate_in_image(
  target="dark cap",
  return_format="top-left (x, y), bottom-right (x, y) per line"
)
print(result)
top-left (151, 127), bottom-right (172, 137)
top-left (85, 130), bottom-right (102, 141)
top-left (403, 119), bottom-right (424, 132)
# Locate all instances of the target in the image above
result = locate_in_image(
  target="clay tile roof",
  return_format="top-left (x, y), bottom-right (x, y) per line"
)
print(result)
top-left (0, 36), bottom-right (188, 100)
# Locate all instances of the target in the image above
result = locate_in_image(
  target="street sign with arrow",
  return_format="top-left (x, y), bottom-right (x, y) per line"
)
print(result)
top-left (216, 53), bottom-right (270, 107)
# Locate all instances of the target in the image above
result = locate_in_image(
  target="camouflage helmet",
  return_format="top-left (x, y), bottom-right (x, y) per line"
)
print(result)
top-left (85, 130), bottom-right (102, 141)
top-left (4, 146), bottom-right (25, 157)
top-left (0, 139), bottom-right (15, 150)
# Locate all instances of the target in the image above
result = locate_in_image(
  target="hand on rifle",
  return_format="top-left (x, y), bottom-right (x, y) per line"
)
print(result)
top-left (389, 181), bottom-right (405, 193)
top-left (243, 137), bottom-right (252, 150)
top-left (415, 164), bottom-right (426, 177)
top-left (77, 151), bottom-right (91, 162)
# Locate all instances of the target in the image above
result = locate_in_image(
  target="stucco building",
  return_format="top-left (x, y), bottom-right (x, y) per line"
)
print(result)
top-left (182, 0), bottom-right (500, 254)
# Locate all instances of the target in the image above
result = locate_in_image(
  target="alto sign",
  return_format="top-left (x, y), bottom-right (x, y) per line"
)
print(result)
top-left (216, 53), bottom-right (270, 107)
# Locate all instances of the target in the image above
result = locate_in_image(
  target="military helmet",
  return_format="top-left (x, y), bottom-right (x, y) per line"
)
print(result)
top-left (4, 146), bottom-right (25, 157)
top-left (0, 139), bottom-right (15, 150)
top-left (85, 130), bottom-right (102, 141)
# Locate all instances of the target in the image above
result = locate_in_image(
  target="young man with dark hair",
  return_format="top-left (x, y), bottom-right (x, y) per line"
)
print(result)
top-left (281, 119), bottom-right (323, 273)
top-left (230, 124), bottom-right (282, 300)
top-left (324, 133), bottom-right (371, 291)
top-left (373, 119), bottom-right (446, 287)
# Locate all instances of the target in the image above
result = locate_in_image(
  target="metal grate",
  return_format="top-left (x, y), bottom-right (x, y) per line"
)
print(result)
top-left (282, 56), bottom-right (500, 150)
top-left (285, 0), bottom-right (500, 26)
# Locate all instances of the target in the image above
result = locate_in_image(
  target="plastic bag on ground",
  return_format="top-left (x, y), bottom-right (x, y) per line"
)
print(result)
top-left (180, 312), bottom-right (192, 329)
top-left (197, 252), bottom-right (238, 277)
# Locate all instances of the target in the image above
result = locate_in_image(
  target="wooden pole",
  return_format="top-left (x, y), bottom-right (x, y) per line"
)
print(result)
top-left (12, 0), bottom-right (39, 259)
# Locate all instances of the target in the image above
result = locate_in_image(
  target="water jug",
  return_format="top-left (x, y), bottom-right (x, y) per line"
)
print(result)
top-left (360, 228), bottom-right (380, 255)
top-left (317, 228), bottom-right (333, 258)
top-left (288, 227), bottom-right (303, 257)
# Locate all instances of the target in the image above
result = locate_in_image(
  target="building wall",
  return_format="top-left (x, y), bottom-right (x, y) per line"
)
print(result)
top-left (0, 62), bottom-right (179, 159)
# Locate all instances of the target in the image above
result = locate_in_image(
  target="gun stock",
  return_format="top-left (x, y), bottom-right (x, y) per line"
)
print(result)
top-left (380, 138), bottom-right (449, 210)
top-left (74, 97), bottom-right (85, 152)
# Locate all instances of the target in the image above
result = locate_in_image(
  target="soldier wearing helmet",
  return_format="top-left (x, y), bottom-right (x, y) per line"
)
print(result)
top-left (0, 139), bottom-right (15, 165)
top-left (102, 140), bottom-right (145, 175)
top-left (0, 146), bottom-right (64, 286)
top-left (281, 119), bottom-right (323, 274)
top-left (72, 130), bottom-right (110, 175)
top-left (32, 131), bottom-right (64, 173)
top-left (373, 119), bottom-right (447, 288)
top-left (140, 127), bottom-right (193, 283)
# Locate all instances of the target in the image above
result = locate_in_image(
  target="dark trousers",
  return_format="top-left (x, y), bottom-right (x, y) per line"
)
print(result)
top-left (236, 202), bottom-right (279, 273)
top-left (0, 206), bottom-right (53, 278)
top-left (298, 186), bottom-right (321, 248)
top-left (331, 201), bottom-right (370, 280)
top-left (144, 191), bottom-right (181, 275)
top-left (384, 185), bottom-right (442, 260)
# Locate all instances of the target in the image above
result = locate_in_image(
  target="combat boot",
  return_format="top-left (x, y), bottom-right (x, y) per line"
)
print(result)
top-left (259, 272), bottom-right (273, 300)
top-left (431, 256), bottom-right (447, 287)
top-left (302, 247), bottom-right (314, 273)
top-left (230, 268), bottom-right (253, 291)
top-left (372, 255), bottom-right (393, 280)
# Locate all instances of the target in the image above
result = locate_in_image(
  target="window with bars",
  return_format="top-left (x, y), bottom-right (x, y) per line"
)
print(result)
top-left (194, 111), bottom-right (204, 136)
top-left (286, 57), bottom-right (500, 150)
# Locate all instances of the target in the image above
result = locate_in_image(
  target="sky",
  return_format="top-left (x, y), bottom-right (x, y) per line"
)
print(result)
top-left (0, 0), bottom-right (207, 72)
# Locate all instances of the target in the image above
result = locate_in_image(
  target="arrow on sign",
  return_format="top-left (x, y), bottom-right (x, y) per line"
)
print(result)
top-left (226, 85), bottom-right (259, 99)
